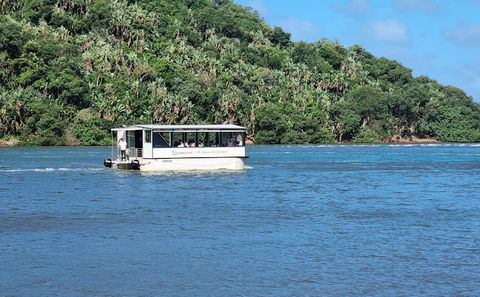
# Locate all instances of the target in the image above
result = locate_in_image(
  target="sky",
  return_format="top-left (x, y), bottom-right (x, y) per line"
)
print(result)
top-left (233, 0), bottom-right (480, 102)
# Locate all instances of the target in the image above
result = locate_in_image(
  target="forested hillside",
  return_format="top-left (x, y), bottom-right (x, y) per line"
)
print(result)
top-left (1, 0), bottom-right (479, 145)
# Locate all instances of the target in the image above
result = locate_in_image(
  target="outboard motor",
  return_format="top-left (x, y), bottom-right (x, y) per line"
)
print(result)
top-left (131, 160), bottom-right (140, 170)
top-left (103, 159), bottom-right (113, 168)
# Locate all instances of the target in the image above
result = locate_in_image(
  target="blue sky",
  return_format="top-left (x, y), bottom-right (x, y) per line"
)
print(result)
top-left (233, 0), bottom-right (480, 102)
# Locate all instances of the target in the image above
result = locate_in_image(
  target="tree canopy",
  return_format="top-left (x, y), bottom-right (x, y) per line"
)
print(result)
top-left (1, 0), bottom-right (479, 145)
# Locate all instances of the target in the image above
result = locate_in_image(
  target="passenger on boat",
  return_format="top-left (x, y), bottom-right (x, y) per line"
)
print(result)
top-left (228, 136), bottom-right (237, 147)
top-left (237, 135), bottom-right (243, 146)
top-left (118, 138), bottom-right (128, 160)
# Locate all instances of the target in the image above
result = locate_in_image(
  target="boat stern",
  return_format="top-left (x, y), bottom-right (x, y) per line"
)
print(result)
top-left (104, 159), bottom-right (141, 170)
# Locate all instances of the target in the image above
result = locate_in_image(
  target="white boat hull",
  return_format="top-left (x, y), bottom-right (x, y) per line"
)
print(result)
top-left (113, 157), bottom-right (246, 171)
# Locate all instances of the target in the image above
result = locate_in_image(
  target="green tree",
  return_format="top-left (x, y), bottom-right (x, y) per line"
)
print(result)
top-left (0, 0), bottom-right (478, 145)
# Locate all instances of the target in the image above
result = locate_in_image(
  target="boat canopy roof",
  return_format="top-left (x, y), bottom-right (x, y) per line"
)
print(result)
top-left (111, 124), bottom-right (246, 132)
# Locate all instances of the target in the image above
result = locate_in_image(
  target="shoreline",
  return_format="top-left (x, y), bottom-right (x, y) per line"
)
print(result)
top-left (1, 138), bottom-right (463, 147)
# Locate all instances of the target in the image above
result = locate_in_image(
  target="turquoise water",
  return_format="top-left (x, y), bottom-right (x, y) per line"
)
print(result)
top-left (1, 144), bottom-right (479, 296)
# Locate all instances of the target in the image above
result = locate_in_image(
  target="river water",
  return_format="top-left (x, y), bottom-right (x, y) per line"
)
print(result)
top-left (1, 144), bottom-right (479, 296)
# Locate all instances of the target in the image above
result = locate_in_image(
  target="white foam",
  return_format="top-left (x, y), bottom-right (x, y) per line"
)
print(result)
top-left (0, 168), bottom-right (103, 172)
top-left (57, 168), bottom-right (103, 171)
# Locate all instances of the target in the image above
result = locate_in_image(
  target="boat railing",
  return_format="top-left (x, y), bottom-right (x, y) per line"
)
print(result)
top-left (116, 148), bottom-right (142, 160)
top-left (128, 148), bottom-right (142, 158)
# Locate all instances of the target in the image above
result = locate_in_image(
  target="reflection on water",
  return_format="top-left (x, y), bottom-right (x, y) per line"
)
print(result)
top-left (1, 144), bottom-right (480, 296)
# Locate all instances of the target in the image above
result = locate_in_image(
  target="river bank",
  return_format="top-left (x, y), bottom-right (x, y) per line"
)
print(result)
top-left (0, 137), bottom-right (443, 147)
top-left (0, 138), bottom-right (19, 147)
top-left (0, 138), bottom-right (442, 147)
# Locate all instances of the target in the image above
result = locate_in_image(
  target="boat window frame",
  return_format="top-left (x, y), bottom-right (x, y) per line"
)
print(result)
top-left (150, 128), bottom-right (246, 148)
top-left (152, 131), bottom-right (172, 148)
top-left (144, 129), bottom-right (152, 143)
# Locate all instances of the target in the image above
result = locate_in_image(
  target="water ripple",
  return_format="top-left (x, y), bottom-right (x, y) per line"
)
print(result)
top-left (1, 144), bottom-right (479, 296)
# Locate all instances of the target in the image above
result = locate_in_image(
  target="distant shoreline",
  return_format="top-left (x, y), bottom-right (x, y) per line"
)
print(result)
top-left (0, 137), bottom-right (452, 147)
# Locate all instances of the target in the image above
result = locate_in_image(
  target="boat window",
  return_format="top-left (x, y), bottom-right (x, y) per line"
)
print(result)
top-left (153, 132), bottom-right (171, 148)
top-left (172, 132), bottom-right (198, 147)
top-left (173, 132), bottom-right (186, 147)
top-left (220, 132), bottom-right (244, 147)
top-left (145, 130), bottom-right (151, 143)
top-left (155, 130), bottom-right (245, 147)
top-left (127, 131), bottom-right (136, 148)
top-left (205, 132), bottom-right (219, 147)
top-left (186, 132), bottom-right (196, 147)
top-left (197, 132), bottom-right (210, 147)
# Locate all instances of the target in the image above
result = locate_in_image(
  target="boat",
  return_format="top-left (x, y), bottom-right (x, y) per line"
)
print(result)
top-left (103, 124), bottom-right (248, 171)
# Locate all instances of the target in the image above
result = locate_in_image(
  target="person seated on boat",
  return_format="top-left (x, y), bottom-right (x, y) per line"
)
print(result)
top-left (177, 141), bottom-right (185, 148)
top-left (189, 140), bottom-right (196, 147)
top-left (236, 135), bottom-right (243, 146)
top-left (228, 136), bottom-right (237, 147)
top-left (118, 138), bottom-right (128, 161)
top-left (198, 142), bottom-right (204, 147)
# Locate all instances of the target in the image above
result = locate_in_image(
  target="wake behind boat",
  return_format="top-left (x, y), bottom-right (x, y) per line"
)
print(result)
top-left (103, 124), bottom-right (248, 171)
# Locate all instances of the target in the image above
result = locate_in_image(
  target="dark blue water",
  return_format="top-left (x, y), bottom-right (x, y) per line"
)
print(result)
top-left (1, 144), bottom-right (479, 296)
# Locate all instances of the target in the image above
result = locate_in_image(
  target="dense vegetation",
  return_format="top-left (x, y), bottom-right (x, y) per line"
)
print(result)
top-left (1, 0), bottom-right (479, 145)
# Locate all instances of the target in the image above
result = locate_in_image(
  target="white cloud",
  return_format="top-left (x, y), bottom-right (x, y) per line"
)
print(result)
top-left (444, 23), bottom-right (480, 47)
top-left (363, 19), bottom-right (410, 44)
top-left (393, 0), bottom-right (437, 13)
top-left (279, 18), bottom-right (322, 42)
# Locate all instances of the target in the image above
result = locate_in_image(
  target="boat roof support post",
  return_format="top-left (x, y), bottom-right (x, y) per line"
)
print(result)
top-left (111, 130), bottom-right (115, 160)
